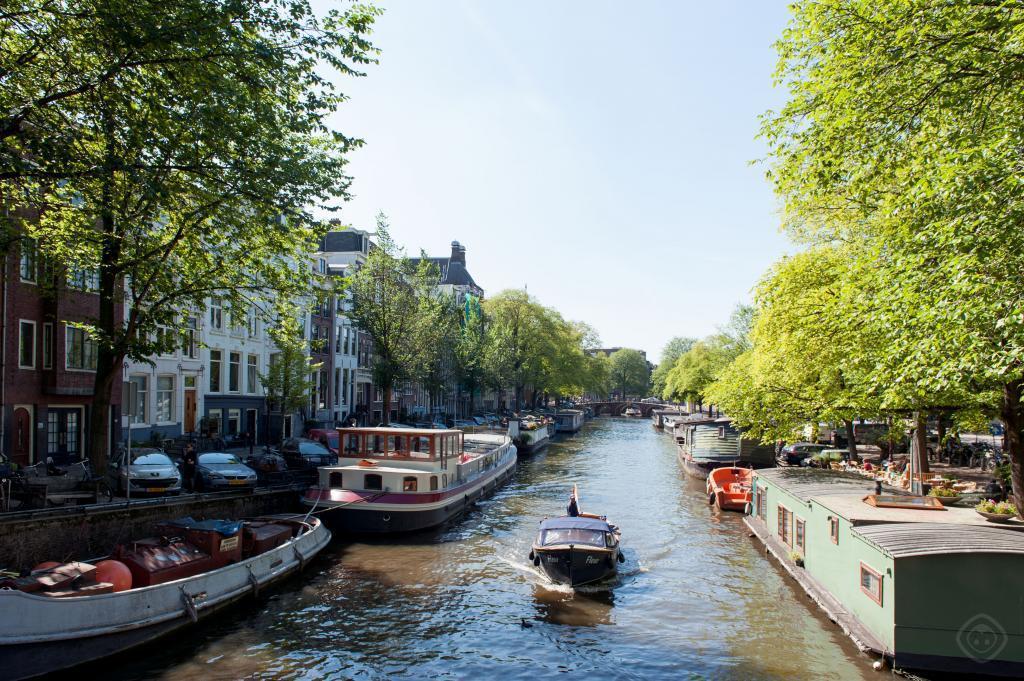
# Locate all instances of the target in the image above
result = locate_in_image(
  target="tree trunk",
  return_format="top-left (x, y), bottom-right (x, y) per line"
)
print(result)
top-left (843, 419), bottom-right (858, 461)
top-left (915, 411), bottom-right (929, 474)
top-left (382, 385), bottom-right (392, 425)
top-left (1001, 379), bottom-right (1024, 517)
top-left (936, 413), bottom-right (946, 450)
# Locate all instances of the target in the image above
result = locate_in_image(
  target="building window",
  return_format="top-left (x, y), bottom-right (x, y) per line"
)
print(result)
top-left (334, 367), bottom-right (341, 405)
top-left (829, 517), bottom-right (839, 545)
top-left (777, 505), bottom-right (792, 546)
top-left (229, 351), bottom-right (240, 392)
top-left (67, 267), bottom-right (100, 292)
top-left (247, 308), bottom-right (258, 338)
top-left (209, 349), bottom-right (222, 392)
top-left (860, 562), bottom-right (883, 605)
top-left (207, 408), bottom-right (222, 435)
top-left (209, 297), bottom-right (223, 330)
top-left (18, 320), bottom-right (35, 368)
top-left (184, 316), bottom-right (199, 358)
top-left (19, 237), bottom-right (37, 282)
top-left (403, 476), bottom-right (418, 492)
top-left (129, 375), bottom-right (148, 424)
top-left (155, 325), bottom-right (173, 356)
top-left (227, 408), bottom-right (240, 435)
top-left (364, 473), bottom-right (382, 490)
top-left (65, 326), bottom-right (97, 370)
top-left (247, 355), bottom-right (258, 393)
top-left (795, 517), bottom-right (805, 554)
top-left (184, 375), bottom-right (196, 389)
top-left (156, 375), bottom-right (174, 422)
top-left (42, 323), bottom-right (52, 369)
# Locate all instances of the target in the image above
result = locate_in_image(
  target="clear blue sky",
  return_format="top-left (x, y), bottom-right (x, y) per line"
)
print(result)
top-left (319, 0), bottom-right (793, 363)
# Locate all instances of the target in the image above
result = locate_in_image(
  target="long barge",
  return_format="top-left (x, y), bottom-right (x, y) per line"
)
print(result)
top-left (302, 427), bottom-right (516, 533)
top-left (675, 416), bottom-right (775, 478)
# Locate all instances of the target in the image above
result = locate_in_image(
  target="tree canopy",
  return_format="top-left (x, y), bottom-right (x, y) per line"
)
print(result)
top-left (608, 349), bottom-right (650, 400)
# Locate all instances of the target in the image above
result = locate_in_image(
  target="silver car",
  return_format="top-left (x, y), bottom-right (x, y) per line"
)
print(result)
top-left (109, 447), bottom-right (182, 496)
top-left (196, 452), bottom-right (258, 491)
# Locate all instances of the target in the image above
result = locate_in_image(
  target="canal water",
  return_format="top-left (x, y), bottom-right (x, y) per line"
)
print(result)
top-left (106, 419), bottom-right (874, 680)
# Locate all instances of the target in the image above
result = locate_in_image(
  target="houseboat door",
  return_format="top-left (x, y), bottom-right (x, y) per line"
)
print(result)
top-left (183, 388), bottom-right (197, 434)
top-left (46, 407), bottom-right (82, 463)
top-left (11, 406), bottom-right (33, 466)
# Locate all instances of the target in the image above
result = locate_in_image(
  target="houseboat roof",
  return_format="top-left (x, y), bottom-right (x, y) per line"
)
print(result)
top-left (754, 468), bottom-right (906, 502)
top-left (854, 522), bottom-right (1024, 558)
top-left (815, 493), bottom-right (1014, 527)
top-left (338, 427), bottom-right (461, 436)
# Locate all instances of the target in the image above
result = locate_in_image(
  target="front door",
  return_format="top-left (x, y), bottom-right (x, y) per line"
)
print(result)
top-left (47, 407), bottom-right (82, 463)
top-left (184, 390), bottom-right (197, 433)
top-left (11, 406), bottom-right (33, 466)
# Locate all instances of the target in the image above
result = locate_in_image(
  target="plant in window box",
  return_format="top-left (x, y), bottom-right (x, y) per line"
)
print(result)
top-left (975, 499), bottom-right (1018, 523)
top-left (788, 551), bottom-right (804, 567)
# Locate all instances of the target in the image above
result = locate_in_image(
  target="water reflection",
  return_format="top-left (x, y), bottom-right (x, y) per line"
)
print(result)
top-left (532, 585), bottom-right (614, 627)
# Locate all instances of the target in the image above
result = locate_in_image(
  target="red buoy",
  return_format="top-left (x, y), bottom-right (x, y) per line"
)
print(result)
top-left (95, 559), bottom-right (132, 592)
top-left (31, 561), bottom-right (61, 573)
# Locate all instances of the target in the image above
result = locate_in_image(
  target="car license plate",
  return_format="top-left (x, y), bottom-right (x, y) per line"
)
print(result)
top-left (146, 487), bottom-right (167, 493)
top-left (229, 479), bottom-right (247, 486)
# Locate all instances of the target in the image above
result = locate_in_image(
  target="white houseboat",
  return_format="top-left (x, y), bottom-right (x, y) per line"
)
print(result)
top-left (554, 410), bottom-right (584, 434)
top-left (302, 427), bottom-right (516, 533)
top-left (510, 417), bottom-right (551, 454)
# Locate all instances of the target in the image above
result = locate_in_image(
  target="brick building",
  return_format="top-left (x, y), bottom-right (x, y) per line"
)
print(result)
top-left (2, 218), bottom-right (123, 466)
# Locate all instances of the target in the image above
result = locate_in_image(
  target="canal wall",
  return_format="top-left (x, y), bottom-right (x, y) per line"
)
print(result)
top-left (0, 487), bottom-right (306, 571)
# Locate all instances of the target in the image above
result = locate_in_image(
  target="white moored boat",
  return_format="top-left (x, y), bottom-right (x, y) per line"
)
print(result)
top-left (302, 427), bottom-right (517, 533)
top-left (0, 515), bottom-right (329, 680)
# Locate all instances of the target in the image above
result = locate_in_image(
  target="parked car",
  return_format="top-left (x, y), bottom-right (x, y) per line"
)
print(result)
top-left (472, 416), bottom-right (487, 426)
top-left (108, 447), bottom-right (182, 496)
top-left (777, 442), bottom-right (828, 467)
top-left (306, 428), bottom-right (339, 456)
top-left (453, 419), bottom-right (476, 428)
top-left (195, 452), bottom-right (257, 491)
top-left (278, 438), bottom-right (337, 469)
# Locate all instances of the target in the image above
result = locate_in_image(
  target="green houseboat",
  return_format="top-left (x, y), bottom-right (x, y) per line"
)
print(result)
top-left (746, 468), bottom-right (1024, 678)
top-left (675, 417), bottom-right (775, 478)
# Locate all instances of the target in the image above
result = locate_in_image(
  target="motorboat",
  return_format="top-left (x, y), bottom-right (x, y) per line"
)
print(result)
top-left (0, 515), bottom-right (329, 679)
top-left (623, 407), bottom-right (641, 418)
top-left (530, 487), bottom-right (623, 588)
top-left (706, 466), bottom-right (754, 512)
top-left (302, 427), bottom-right (517, 533)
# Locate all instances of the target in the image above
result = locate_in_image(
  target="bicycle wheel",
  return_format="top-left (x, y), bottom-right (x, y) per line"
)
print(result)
top-left (95, 479), bottom-right (113, 502)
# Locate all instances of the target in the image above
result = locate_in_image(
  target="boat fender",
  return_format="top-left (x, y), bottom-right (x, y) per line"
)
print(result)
top-left (533, 556), bottom-right (540, 567)
top-left (382, 514), bottom-right (391, 523)
top-left (617, 552), bottom-right (625, 564)
top-left (708, 492), bottom-right (716, 506)
top-left (528, 550), bottom-right (535, 561)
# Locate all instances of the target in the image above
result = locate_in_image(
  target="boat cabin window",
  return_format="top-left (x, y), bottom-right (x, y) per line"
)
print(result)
top-left (777, 505), bottom-right (792, 546)
top-left (829, 516), bottom-right (839, 544)
top-left (403, 476), bottom-right (418, 492)
top-left (364, 473), bottom-right (382, 490)
top-left (371, 435), bottom-right (385, 454)
top-left (430, 475), bottom-right (438, 491)
top-left (345, 434), bottom-right (362, 454)
top-left (717, 426), bottom-right (726, 439)
top-left (795, 518), bottom-right (805, 553)
top-left (388, 435), bottom-right (405, 454)
top-left (410, 436), bottom-right (432, 459)
top-left (860, 562), bottom-right (883, 605)
top-left (329, 472), bottom-right (343, 488)
top-left (541, 528), bottom-right (606, 547)
top-left (442, 474), bottom-right (447, 488)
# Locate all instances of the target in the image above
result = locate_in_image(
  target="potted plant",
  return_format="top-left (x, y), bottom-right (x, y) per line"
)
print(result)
top-left (788, 551), bottom-right (804, 567)
top-left (928, 486), bottom-right (962, 506)
top-left (976, 499), bottom-right (1018, 523)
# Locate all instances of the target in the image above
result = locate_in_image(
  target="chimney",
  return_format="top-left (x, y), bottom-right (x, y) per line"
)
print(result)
top-left (450, 240), bottom-right (466, 265)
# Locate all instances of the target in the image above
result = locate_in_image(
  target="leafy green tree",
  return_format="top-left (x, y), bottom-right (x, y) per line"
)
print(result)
top-left (664, 304), bottom-right (753, 411)
top-left (261, 315), bottom-right (320, 443)
top-left (652, 337), bottom-right (697, 399)
top-left (1, 0), bottom-right (379, 472)
top-left (608, 349), bottom-right (650, 400)
top-left (347, 216), bottom-right (438, 424)
top-left (762, 1), bottom-right (1024, 505)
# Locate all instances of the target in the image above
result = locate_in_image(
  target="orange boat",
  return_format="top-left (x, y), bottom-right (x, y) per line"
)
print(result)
top-left (706, 466), bottom-right (753, 512)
